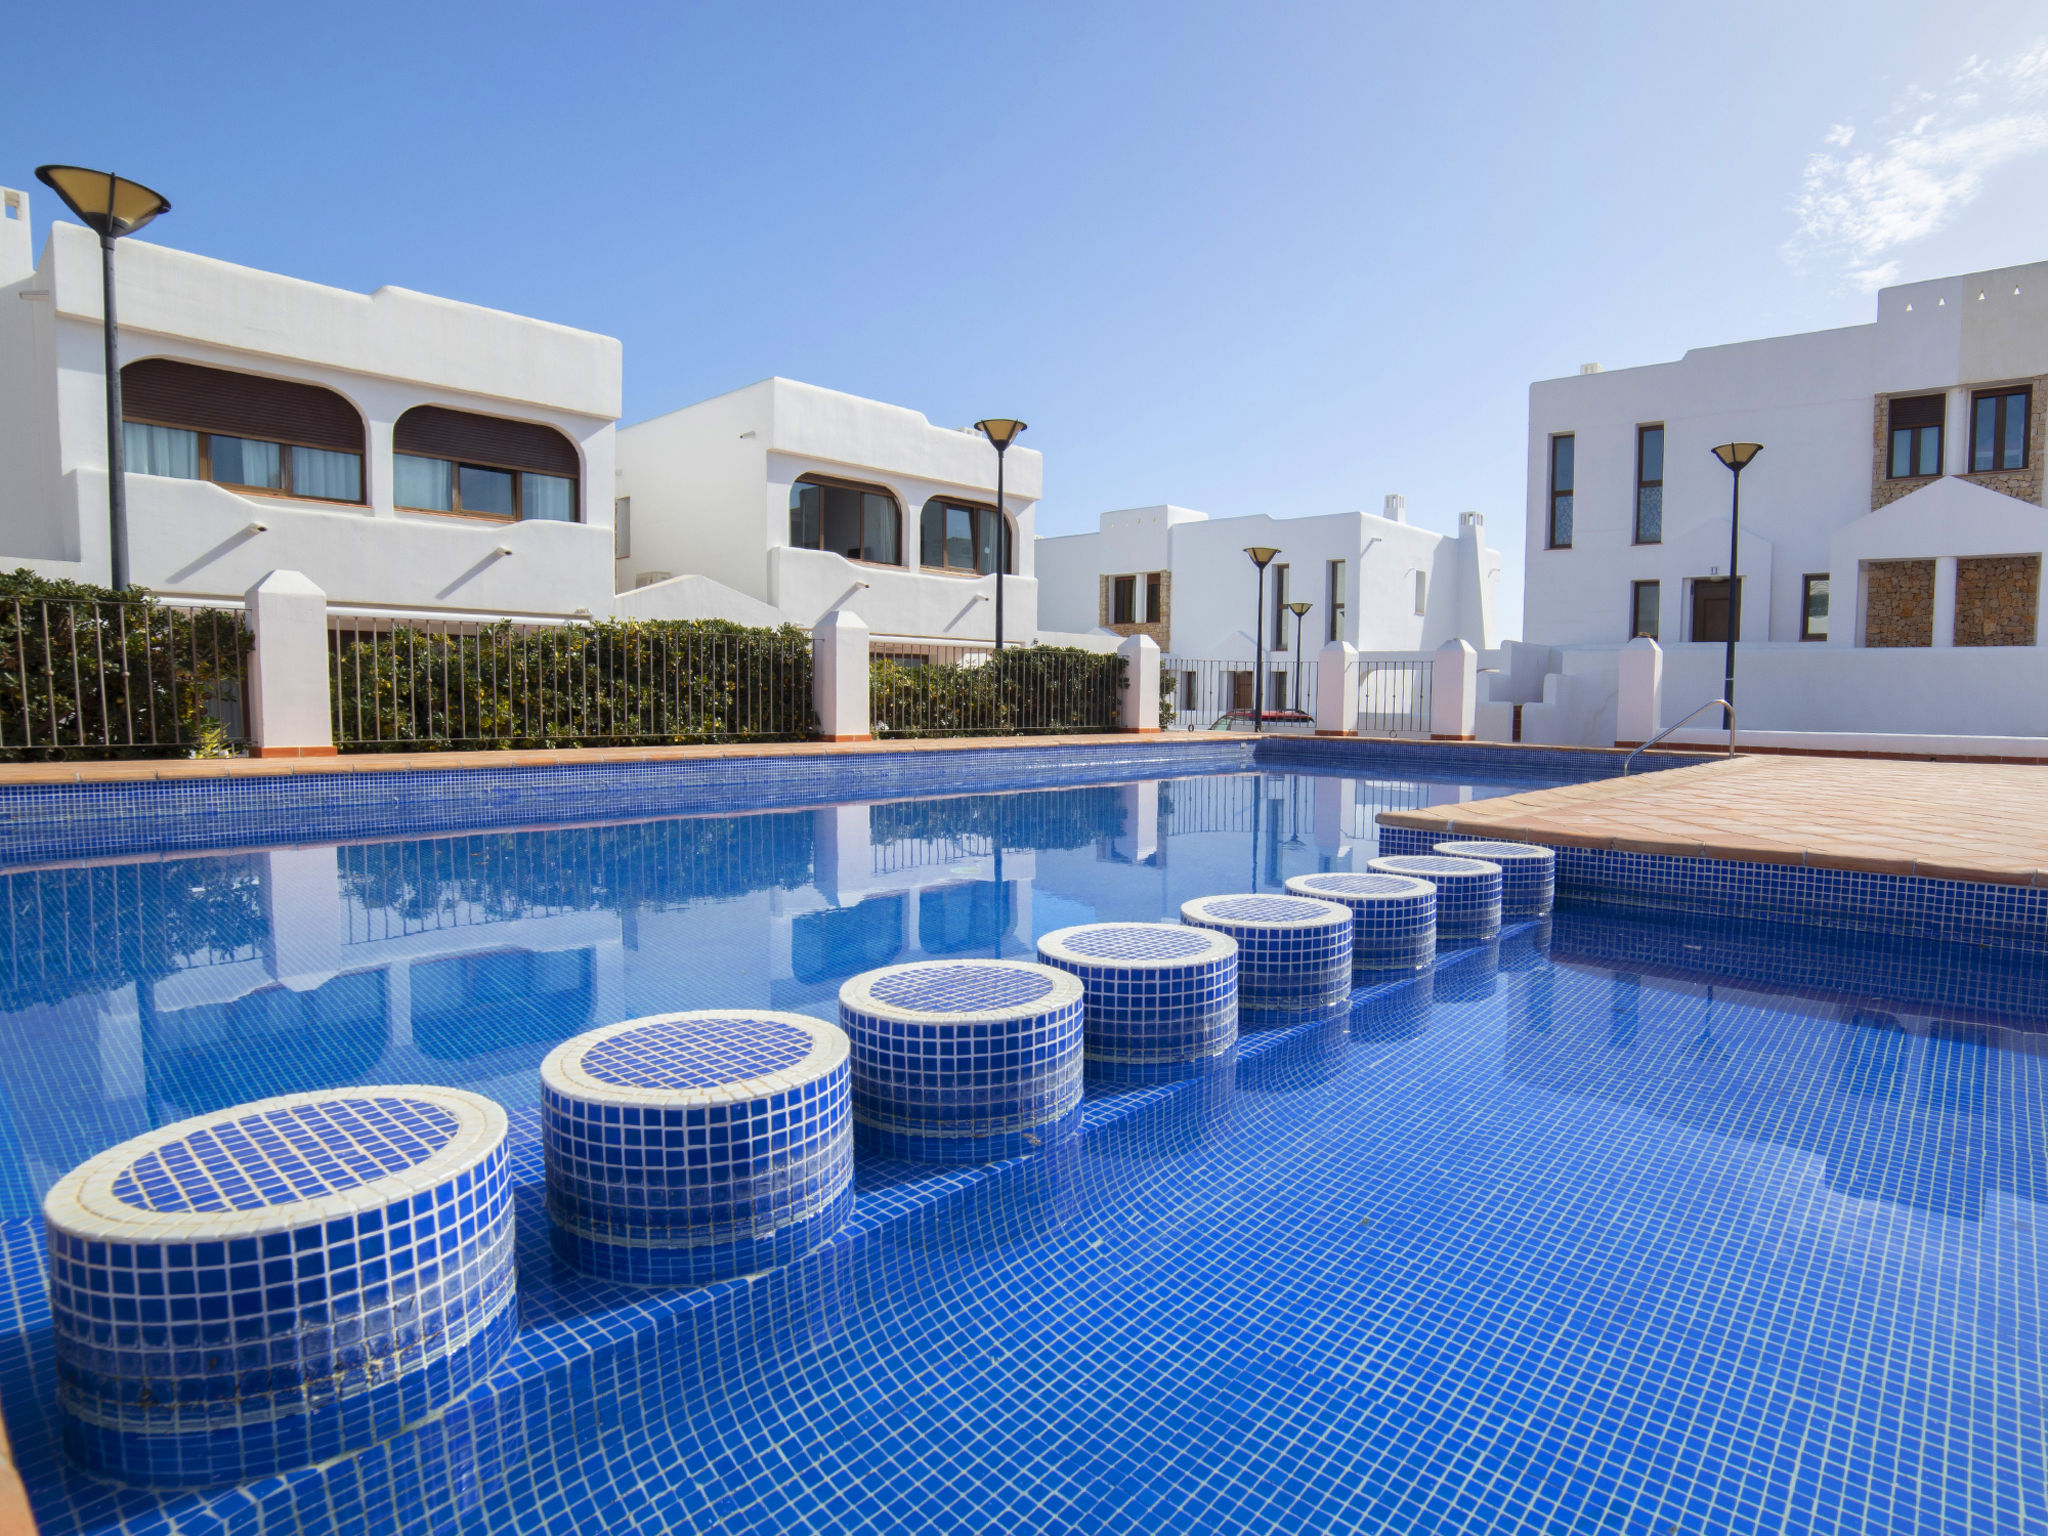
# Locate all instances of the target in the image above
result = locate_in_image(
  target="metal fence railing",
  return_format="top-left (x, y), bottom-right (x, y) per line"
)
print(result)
top-left (1163, 657), bottom-right (1316, 730)
top-left (1358, 658), bottom-right (1433, 736)
top-left (329, 618), bottom-right (814, 752)
top-left (870, 644), bottom-right (1124, 738)
top-left (0, 595), bottom-right (250, 760)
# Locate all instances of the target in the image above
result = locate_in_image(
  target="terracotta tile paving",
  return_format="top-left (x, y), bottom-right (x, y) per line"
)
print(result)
top-left (1379, 754), bottom-right (2048, 888)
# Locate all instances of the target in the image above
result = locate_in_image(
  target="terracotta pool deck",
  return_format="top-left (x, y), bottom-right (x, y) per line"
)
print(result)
top-left (1379, 753), bottom-right (2048, 889)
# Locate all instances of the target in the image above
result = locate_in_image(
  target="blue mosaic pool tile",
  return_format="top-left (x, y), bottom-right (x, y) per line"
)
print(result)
top-left (540, 1012), bottom-right (853, 1286)
top-left (1284, 873), bottom-right (1437, 973)
top-left (1180, 895), bottom-right (1353, 1018)
top-left (1433, 839), bottom-right (1556, 916)
top-left (41, 1086), bottom-right (514, 1487)
top-left (1037, 923), bottom-right (1239, 1065)
top-left (1368, 854), bottom-right (1504, 940)
top-left (840, 962), bottom-right (1086, 1162)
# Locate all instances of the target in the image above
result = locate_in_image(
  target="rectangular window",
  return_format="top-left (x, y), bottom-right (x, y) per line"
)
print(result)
top-left (1112, 575), bottom-right (1136, 625)
top-left (208, 435), bottom-right (282, 491)
top-left (1326, 560), bottom-right (1346, 641)
top-left (614, 496), bottom-right (631, 559)
top-left (123, 422), bottom-right (199, 479)
top-left (459, 464), bottom-right (516, 519)
top-left (1971, 387), bottom-right (2030, 472)
top-left (1414, 570), bottom-right (1427, 616)
top-left (1271, 563), bottom-right (1289, 647)
top-left (292, 446), bottom-right (362, 503)
top-left (1548, 434), bottom-right (1574, 548)
top-left (1630, 580), bottom-right (1660, 640)
top-left (396, 453), bottom-right (453, 512)
top-left (1801, 574), bottom-right (1830, 641)
top-left (1887, 394), bottom-right (1945, 478)
top-left (1634, 425), bottom-right (1663, 543)
top-left (128, 420), bottom-right (365, 504)
top-left (1145, 572), bottom-right (1162, 624)
top-left (522, 472), bottom-right (576, 523)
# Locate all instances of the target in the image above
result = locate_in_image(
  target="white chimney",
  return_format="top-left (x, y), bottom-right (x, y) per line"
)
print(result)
top-left (1579, 362), bottom-right (1603, 375)
top-left (1383, 493), bottom-right (1406, 523)
top-left (0, 188), bottom-right (31, 289)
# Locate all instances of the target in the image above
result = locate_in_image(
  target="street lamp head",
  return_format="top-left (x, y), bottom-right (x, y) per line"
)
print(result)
top-left (975, 418), bottom-right (1027, 451)
top-left (35, 165), bottom-right (170, 238)
top-left (1711, 442), bottom-right (1763, 471)
top-left (1244, 545), bottom-right (1280, 569)
top-left (1284, 601), bottom-right (1312, 619)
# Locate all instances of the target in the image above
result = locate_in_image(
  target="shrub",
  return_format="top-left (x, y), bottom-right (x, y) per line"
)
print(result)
top-left (871, 645), bottom-right (1125, 737)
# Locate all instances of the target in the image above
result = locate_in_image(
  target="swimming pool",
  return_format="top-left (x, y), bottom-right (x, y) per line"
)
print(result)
top-left (0, 759), bottom-right (2041, 1534)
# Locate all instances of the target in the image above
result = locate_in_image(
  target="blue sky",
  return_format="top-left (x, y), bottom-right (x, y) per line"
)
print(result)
top-left (7, 1), bottom-right (2046, 636)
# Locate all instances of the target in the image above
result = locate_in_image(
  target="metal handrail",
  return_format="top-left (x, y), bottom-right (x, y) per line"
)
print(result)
top-left (1622, 699), bottom-right (1736, 775)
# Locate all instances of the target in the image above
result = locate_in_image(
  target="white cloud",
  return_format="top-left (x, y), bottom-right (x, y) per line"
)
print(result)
top-left (1785, 46), bottom-right (2048, 290)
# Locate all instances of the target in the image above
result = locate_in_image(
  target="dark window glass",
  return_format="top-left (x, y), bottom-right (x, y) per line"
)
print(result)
top-left (1634, 426), bottom-right (1663, 543)
top-left (1112, 576), bottom-right (1136, 625)
top-left (792, 477), bottom-right (900, 563)
top-left (1326, 560), bottom-right (1345, 641)
top-left (1549, 435), bottom-right (1574, 548)
top-left (948, 506), bottom-right (975, 569)
top-left (459, 464), bottom-right (516, 518)
top-left (1630, 580), bottom-right (1660, 640)
top-left (918, 497), bottom-right (1007, 574)
top-left (1887, 394), bottom-right (1945, 479)
top-left (209, 435), bottom-right (282, 491)
top-left (862, 491), bottom-right (899, 565)
top-left (1971, 388), bottom-right (2030, 472)
top-left (1802, 575), bottom-right (1830, 641)
top-left (1271, 564), bottom-right (1289, 647)
top-left (978, 510), bottom-right (1000, 575)
top-left (792, 483), bottom-right (823, 550)
top-left (1146, 572), bottom-right (1162, 623)
top-left (919, 500), bottom-right (944, 566)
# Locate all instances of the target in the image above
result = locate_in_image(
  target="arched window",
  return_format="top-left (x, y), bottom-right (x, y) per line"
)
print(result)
top-left (919, 497), bottom-right (1011, 575)
top-left (789, 475), bottom-right (901, 564)
top-left (120, 359), bottom-right (365, 503)
top-left (393, 406), bottom-right (580, 521)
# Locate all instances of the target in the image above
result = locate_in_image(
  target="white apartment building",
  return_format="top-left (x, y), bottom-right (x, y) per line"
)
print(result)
top-left (0, 183), bottom-right (621, 620)
top-left (1036, 494), bottom-right (1501, 676)
top-left (614, 379), bottom-right (1043, 646)
top-left (1511, 258), bottom-right (2048, 746)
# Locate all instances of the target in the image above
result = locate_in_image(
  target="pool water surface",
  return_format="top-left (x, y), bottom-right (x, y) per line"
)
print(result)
top-left (0, 767), bottom-right (2041, 1535)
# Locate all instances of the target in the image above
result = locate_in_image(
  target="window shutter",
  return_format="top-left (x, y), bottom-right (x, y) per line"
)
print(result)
top-left (120, 359), bottom-right (364, 451)
top-left (1888, 394), bottom-right (1945, 430)
top-left (394, 406), bottom-right (579, 476)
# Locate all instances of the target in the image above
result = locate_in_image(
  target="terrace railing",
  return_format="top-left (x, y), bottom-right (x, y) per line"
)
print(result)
top-left (0, 592), bottom-right (250, 761)
top-left (329, 617), bottom-right (814, 752)
top-left (1164, 657), bottom-right (1316, 730)
top-left (870, 644), bottom-right (1125, 738)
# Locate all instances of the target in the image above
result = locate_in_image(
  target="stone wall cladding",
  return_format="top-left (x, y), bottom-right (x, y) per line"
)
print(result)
top-left (1863, 559), bottom-right (1935, 647)
top-left (1098, 571), bottom-right (1171, 648)
top-left (1870, 393), bottom-right (1943, 511)
top-left (1954, 554), bottom-right (2041, 647)
top-left (1959, 378), bottom-right (2047, 507)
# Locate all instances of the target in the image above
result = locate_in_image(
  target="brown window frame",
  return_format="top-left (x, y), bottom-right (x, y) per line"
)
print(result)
top-left (789, 474), bottom-right (902, 566)
top-left (1629, 579), bottom-right (1660, 640)
top-left (1969, 386), bottom-right (2031, 474)
top-left (122, 416), bottom-right (366, 505)
top-left (1271, 563), bottom-right (1290, 647)
top-left (1800, 574), bottom-right (1830, 641)
top-left (917, 496), bottom-right (1012, 576)
top-left (1548, 434), bottom-right (1574, 549)
top-left (1145, 572), bottom-right (1162, 624)
top-left (1886, 394), bottom-right (1946, 480)
top-left (1112, 575), bottom-right (1137, 625)
top-left (1633, 425), bottom-right (1663, 544)
top-left (1326, 559), bottom-right (1346, 642)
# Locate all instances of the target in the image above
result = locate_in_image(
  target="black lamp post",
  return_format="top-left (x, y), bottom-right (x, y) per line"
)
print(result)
top-left (1285, 600), bottom-right (1312, 711)
top-left (35, 165), bottom-right (171, 593)
top-left (1244, 546), bottom-right (1280, 731)
top-left (974, 419), bottom-right (1027, 651)
top-left (1708, 442), bottom-right (1762, 730)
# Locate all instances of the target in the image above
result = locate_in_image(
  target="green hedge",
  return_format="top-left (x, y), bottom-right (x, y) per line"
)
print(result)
top-left (872, 646), bottom-right (1126, 737)
top-left (331, 617), bottom-right (815, 751)
top-left (0, 569), bottom-right (249, 762)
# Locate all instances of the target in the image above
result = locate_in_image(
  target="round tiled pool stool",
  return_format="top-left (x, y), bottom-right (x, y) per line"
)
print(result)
top-left (1433, 840), bottom-right (1555, 916)
top-left (1179, 894), bottom-right (1353, 1018)
top-left (1366, 854), bottom-right (1503, 940)
top-left (541, 1011), bottom-right (853, 1286)
top-left (1284, 872), bottom-right (1437, 973)
top-left (43, 1086), bottom-right (514, 1486)
top-left (1036, 922), bottom-right (1238, 1065)
top-left (840, 961), bottom-right (1085, 1162)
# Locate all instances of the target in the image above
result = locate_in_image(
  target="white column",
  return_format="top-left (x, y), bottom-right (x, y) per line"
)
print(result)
top-left (1430, 638), bottom-right (1478, 740)
top-left (246, 570), bottom-right (334, 758)
top-left (1314, 641), bottom-right (1359, 735)
top-left (812, 607), bottom-right (871, 741)
top-left (1615, 636), bottom-right (1664, 746)
top-left (1932, 555), bottom-right (1958, 648)
top-left (1117, 633), bottom-right (1161, 732)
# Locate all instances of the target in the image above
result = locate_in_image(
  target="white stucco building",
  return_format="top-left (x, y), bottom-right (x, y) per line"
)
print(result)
top-left (1035, 494), bottom-right (1501, 707)
top-left (0, 183), bottom-right (621, 620)
top-left (1508, 257), bottom-right (2048, 747)
top-left (614, 379), bottom-right (1043, 646)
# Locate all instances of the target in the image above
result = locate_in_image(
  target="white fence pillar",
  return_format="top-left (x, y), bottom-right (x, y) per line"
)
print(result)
top-left (1117, 632), bottom-right (1161, 732)
top-left (813, 607), bottom-right (871, 741)
top-left (1314, 641), bottom-right (1358, 735)
top-left (1430, 638), bottom-right (1477, 740)
top-left (246, 570), bottom-right (334, 758)
top-left (1615, 635), bottom-right (1664, 746)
